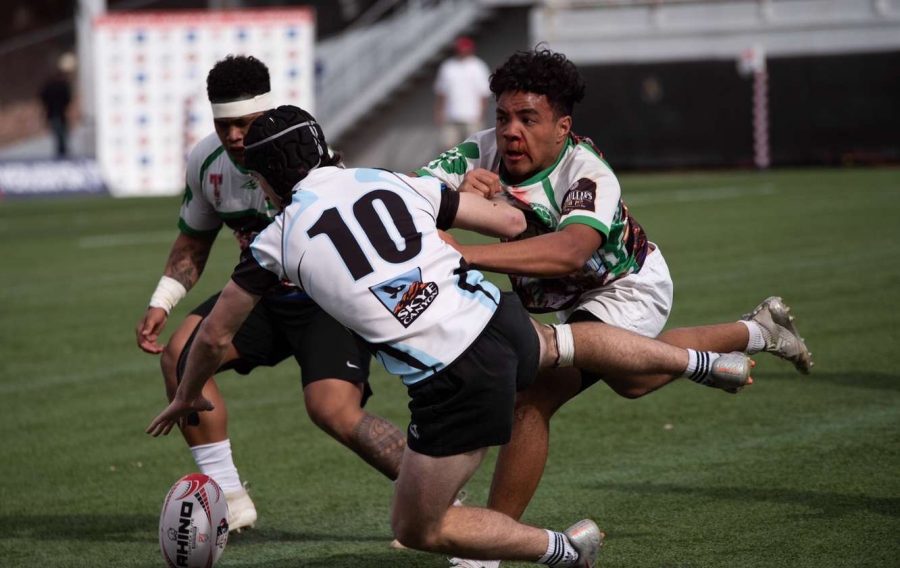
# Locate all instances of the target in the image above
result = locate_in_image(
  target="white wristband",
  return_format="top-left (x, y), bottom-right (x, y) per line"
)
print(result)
top-left (148, 276), bottom-right (187, 314)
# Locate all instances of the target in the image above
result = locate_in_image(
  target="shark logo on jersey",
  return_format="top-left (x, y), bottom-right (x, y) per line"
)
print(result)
top-left (370, 268), bottom-right (439, 328)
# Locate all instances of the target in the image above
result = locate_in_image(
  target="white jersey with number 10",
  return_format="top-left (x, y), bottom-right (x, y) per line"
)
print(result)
top-left (248, 167), bottom-right (501, 385)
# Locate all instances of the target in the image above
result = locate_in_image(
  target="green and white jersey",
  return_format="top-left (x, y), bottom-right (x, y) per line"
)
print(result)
top-left (416, 129), bottom-right (650, 313)
top-left (179, 132), bottom-right (277, 242)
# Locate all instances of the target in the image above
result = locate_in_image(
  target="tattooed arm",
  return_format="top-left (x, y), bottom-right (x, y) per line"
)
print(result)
top-left (135, 232), bottom-right (216, 354)
top-left (162, 232), bottom-right (216, 290)
top-left (350, 413), bottom-right (407, 480)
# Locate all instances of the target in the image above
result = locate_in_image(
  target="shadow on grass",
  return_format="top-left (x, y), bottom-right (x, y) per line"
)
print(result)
top-left (230, 527), bottom-right (390, 545)
top-left (790, 371), bottom-right (900, 392)
top-left (593, 482), bottom-right (900, 519)
top-left (0, 515), bottom-right (390, 547)
top-left (233, 549), bottom-right (437, 568)
top-left (0, 514), bottom-right (157, 543)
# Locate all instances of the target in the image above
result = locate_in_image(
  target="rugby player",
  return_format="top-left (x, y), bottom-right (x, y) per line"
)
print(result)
top-left (415, 48), bottom-right (812, 566)
top-left (135, 57), bottom-right (405, 532)
top-left (147, 105), bottom-right (754, 566)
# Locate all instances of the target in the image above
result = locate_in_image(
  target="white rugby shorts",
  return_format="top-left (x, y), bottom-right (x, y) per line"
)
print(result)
top-left (559, 244), bottom-right (673, 338)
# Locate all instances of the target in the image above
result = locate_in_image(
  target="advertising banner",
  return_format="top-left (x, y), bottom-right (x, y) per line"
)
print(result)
top-left (0, 159), bottom-right (107, 198)
top-left (94, 8), bottom-right (314, 197)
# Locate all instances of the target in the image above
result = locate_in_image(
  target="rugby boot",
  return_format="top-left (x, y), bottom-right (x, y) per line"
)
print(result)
top-left (564, 519), bottom-right (604, 568)
top-left (708, 352), bottom-right (754, 393)
top-left (742, 296), bottom-right (813, 374)
top-left (225, 482), bottom-right (257, 533)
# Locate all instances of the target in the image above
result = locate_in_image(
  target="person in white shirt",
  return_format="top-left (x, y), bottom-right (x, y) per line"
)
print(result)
top-left (434, 36), bottom-right (492, 150)
top-left (147, 105), bottom-right (753, 566)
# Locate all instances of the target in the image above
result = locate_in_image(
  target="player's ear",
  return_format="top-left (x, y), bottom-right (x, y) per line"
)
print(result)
top-left (556, 114), bottom-right (572, 142)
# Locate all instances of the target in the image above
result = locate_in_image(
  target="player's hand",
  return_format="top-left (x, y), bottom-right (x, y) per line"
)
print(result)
top-left (136, 307), bottom-right (169, 354)
top-left (459, 168), bottom-right (502, 198)
top-left (146, 395), bottom-right (215, 437)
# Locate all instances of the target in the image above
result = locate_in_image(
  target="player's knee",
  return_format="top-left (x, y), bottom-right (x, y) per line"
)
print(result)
top-left (390, 516), bottom-right (440, 551)
top-left (305, 395), bottom-right (361, 442)
top-left (305, 403), bottom-right (338, 435)
top-left (615, 388), bottom-right (648, 399)
top-left (606, 381), bottom-right (654, 399)
top-left (304, 379), bottom-right (366, 436)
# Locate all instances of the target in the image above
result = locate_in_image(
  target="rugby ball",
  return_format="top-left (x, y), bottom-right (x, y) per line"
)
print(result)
top-left (159, 473), bottom-right (229, 568)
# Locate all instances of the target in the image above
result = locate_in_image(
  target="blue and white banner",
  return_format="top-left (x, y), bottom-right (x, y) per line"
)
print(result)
top-left (0, 159), bottom-right (107, 198)
top-left (93, 8), bottom-right (315, 197)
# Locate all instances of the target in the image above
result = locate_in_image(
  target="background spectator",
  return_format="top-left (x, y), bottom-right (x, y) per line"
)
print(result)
top-left (39, 52), bottom-right (75, 158)
top-left (433, 36), bottom-right (491, 150)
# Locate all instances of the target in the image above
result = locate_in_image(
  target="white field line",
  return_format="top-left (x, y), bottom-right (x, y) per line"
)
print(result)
top-left (625, 184), bottom-right (776, 206)
top-left (78, 230), bottom-right (175, 248)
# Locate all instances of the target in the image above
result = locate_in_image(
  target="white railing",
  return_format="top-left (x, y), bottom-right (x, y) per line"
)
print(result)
top-left (316, 0), bottom-right (488, 141)
top-left (533, 0), bottom-right (900, 64)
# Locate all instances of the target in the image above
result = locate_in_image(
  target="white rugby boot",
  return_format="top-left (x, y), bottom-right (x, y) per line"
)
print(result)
top-left (564, 519), bottom-right (604, 568)
top-left (743, 296), bottom-right (813, 374)
top-left (225, 482), bottom-right (257, 533)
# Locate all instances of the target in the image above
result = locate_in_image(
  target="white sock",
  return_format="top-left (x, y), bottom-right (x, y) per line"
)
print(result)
top-left (538, 529), bottom-right (579, 566)
top-left (683, 349), bottom-right (722, 385)
top-left (191, 440), bottom-right (243, 493)
top-left (739, 320), bottom-right (769, 354)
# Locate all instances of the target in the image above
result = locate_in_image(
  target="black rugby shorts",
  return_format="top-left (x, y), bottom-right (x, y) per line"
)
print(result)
top-left (405, 293), bottom-right (540, 457)
top-left (179, 292), bottom-right (372, 400)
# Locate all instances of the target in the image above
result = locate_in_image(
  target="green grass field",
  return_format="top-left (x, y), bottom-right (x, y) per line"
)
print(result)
top-left (1, 168), bottom-right (898, 567)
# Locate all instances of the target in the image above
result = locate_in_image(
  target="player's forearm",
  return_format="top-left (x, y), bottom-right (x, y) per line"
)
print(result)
top-left (453, 193), bottom-right (525, 238)
top-left (459, 235), bottom-right (586, 277)
top-left (162, 233), bottom-right (215, 291)
top-left (176, 328), bottom-right (230, 401)
top-left (177, 282), bottom-right (258, 398)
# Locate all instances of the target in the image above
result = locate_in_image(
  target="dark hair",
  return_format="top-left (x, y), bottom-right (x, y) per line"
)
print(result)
top-left (490, 48), bottom-right (586, 117)
top-left (206, 55), bottom-right (270, 103)
top-left (244, 105), bottom-right (340, 199)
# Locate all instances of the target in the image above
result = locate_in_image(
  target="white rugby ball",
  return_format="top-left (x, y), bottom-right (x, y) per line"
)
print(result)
top-left (159, 473), bottom-right (229, 568)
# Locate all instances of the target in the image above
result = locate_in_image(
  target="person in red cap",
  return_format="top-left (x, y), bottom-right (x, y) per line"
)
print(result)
top-left (434, 36), bottom-right (491, 151)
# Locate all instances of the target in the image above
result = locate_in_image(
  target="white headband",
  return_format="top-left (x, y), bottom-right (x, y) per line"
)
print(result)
top-left (211, 92), bottom-right (273, 119)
